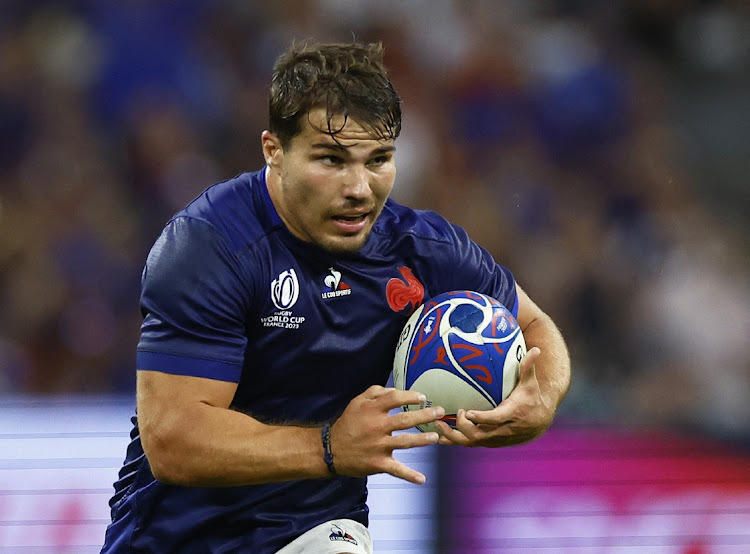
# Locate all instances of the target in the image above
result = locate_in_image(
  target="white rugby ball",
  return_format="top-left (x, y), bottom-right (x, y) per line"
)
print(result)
top-left (393, 291), bottom-right (526, 433)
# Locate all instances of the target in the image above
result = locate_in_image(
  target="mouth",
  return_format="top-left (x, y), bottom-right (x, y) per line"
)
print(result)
top-left (331, 211), bottom-right (371, 234)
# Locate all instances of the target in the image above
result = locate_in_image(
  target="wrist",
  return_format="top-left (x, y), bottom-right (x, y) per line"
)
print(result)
top-left (321, 423), bottom-right (337, 476)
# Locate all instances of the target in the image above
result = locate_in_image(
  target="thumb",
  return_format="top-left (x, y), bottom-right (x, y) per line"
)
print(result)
top-left (518, 346), bottom-right (541, 382)
top-left (466, 346), bottom-right (540, 424)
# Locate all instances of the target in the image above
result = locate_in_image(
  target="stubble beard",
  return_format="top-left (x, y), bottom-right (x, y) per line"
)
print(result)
top-left (318, 203), bottom-right (385, 255)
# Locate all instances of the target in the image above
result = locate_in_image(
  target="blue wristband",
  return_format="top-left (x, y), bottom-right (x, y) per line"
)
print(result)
top-left (321, 423), bottom-right (336, 476)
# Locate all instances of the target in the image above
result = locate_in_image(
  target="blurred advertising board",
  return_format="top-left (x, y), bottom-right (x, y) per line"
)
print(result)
top-left (440, 426), bottom-right (750, 553)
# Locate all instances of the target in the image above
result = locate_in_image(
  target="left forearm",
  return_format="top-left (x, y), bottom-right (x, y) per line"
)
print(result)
top-left (522, 313), bottom-right (570, 410)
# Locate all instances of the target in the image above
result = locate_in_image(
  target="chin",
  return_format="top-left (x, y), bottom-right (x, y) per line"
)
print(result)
top-left (318, 233), bottom-right (370, 254)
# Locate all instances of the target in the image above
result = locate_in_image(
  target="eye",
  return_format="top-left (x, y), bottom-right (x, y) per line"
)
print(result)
top-left (368, 154), bottom-right (391, 167)
top-left (320, 155), bottom-right (343, 166)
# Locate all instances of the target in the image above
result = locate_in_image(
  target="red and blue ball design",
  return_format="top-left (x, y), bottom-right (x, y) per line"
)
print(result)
top-left (393, 291), bottom-right (526, 432)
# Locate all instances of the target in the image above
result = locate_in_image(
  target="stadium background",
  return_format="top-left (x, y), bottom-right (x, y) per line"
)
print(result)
top-left (0, 1), bottom-right (748, 552)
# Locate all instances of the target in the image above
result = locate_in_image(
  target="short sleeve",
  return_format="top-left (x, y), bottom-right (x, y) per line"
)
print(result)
top-left (136, 217), bottom-right (251, 382)
top-left (435, 221), bottom-right (519, 318)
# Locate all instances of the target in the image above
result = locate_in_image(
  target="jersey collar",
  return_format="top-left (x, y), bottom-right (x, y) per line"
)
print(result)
top-left (260, 166), bottom-right (284, 227)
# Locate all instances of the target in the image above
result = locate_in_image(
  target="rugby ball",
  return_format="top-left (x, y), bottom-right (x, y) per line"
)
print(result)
top-left (392, 291), bottom-right (526, 433)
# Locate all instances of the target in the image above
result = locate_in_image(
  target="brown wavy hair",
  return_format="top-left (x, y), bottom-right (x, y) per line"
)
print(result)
top-left (268, 41), bottom-right (402, 146)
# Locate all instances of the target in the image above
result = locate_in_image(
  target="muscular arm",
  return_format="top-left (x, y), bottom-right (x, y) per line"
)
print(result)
top-left (436, 284), bottom-right (570, 447)
top-left (515, 284), bottom-right (571, 411)
top-left (137, 370), bottom-right (443, 487)
top-left (137, 370), bottom-right (328, 486)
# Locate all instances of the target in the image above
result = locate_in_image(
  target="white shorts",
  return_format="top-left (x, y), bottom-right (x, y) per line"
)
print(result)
top-left (275, 518), bottom-right (373, 554)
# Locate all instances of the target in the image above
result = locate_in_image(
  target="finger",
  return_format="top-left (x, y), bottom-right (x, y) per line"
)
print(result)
top-left (378, 389), bottom-right (430, 411)
top-left (390, 406), bottom-right (445, 432)
top-left (434, 420), bottom-right (452, 436)
top-left (465, 405), bottom-right (514, 426)
top-left (464, 348), bottom-right (542, 425)
top-left (453, 408), bottom-right (481, 436)
top-left (362, 384), bottom-right (389, 398)
top-left (390, 431), bottom-right (440, 450)
top-left (384, 458), bottom-right (428, 485)
top-left (455, 409), bottom-right (509, 443)
top-left (435, 417), bottom-right (470, 446)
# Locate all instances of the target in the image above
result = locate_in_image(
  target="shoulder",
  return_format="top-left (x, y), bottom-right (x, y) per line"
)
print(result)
top-left (373, 199), bottom-right (517, 309)
top-left (144, 170), bottom-right (274, 298)
top-left (176, 169), bottom-right (274, 253)
top-left (375, 199), bottom-right (463, 244)
top-left (141, 207), bottom-right (258, 337)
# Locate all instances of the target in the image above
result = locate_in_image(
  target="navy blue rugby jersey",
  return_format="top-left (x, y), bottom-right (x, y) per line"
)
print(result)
top-left (102, 168), bottom-right (518, 553)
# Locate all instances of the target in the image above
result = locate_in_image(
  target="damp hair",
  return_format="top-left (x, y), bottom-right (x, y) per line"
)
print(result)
top-left (268, 41), bottom-right (402, 146)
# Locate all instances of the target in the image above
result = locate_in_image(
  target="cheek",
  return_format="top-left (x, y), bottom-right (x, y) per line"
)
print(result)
top-left (300, 174), bottom-right (335, 206)
top-left (374, 170), bottom-right (396, 199)
top-left (284, 167), bottom-right (326, 202)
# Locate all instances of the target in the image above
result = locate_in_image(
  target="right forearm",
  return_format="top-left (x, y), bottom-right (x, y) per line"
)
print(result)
top-left (143, 402), bottom-right (330, 486)
top-left (136, 370), bottom-right (331, 487)
top-left (137, 372), bottom-right (445, 488)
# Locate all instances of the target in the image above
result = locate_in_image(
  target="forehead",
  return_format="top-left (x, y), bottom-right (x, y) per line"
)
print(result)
top-left (296, 107), bottom-right (393, 147)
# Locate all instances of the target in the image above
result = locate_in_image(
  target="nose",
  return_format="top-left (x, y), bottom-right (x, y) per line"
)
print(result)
top-left (342, 164), bottom-right (372, 200)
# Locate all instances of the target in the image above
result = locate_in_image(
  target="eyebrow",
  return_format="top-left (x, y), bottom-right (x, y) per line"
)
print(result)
top-left (310, 143), bottom-right (396, 154)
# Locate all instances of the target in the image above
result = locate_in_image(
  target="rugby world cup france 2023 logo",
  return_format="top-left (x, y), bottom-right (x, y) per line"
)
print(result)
top-left (271, 269), bottom-right (300, 311)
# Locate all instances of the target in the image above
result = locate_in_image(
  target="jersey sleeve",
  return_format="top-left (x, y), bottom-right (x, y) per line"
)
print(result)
top-left (435, 221), bottom-right (519, 318)
top-left (136, 216), bottom-right (251, 382)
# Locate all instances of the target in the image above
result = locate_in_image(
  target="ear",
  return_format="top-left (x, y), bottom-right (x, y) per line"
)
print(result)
top-left (261, 130), bottom-right (284, 168)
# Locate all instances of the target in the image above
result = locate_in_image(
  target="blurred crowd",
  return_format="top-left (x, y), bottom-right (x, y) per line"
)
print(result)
top-left (0, 1), bottom-right (748, 442)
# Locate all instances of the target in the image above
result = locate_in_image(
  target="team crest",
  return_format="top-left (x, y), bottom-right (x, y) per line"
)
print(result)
top-left (386, 266), bottom-right (424, 314)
